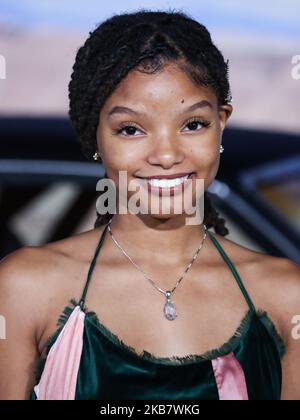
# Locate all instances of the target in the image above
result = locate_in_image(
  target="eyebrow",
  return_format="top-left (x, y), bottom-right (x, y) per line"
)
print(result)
top-left (107, 99), bottom-right (213, 118)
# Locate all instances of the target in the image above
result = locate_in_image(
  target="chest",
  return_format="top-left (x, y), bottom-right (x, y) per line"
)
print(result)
top-left (78, 262), bottom-right (250, 359)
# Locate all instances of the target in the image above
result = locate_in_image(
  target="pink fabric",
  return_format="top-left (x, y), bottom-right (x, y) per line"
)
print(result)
top-left (212, 352), bottom-right (249, 400)
top-left (34, 305), bottom-right (85, 400)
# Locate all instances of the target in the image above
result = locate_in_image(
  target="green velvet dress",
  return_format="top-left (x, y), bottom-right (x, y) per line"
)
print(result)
top-left (29, 223), bottom-right (286, 400)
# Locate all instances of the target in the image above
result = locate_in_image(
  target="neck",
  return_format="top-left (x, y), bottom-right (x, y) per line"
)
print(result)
top-left (107, 213), bottom-right (209, 265)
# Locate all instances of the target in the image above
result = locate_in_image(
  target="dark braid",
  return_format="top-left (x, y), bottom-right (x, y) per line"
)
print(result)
top-left (68, 8), bottom-right (231, 236)
top-left (204, 191), bottom-right (229, 236)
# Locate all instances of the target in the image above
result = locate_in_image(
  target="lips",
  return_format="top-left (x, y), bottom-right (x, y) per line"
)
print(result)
top-left (137, 172), bottom-right (195, 196)
top-left (137, 172), bottom-right (193, 180)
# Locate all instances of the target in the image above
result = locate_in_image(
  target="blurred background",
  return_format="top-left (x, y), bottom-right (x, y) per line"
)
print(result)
top-left (0, 0), bottom-right (300, 262)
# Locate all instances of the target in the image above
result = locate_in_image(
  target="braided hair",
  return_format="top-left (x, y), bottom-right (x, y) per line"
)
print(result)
top-left (69, 8), bottom-right (231, 236)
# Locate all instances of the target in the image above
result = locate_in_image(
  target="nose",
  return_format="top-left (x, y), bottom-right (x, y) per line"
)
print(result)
top-left (146, 134), bottom-right (185, 168)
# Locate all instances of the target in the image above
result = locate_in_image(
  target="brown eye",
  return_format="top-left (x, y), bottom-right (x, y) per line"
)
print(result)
top-left (183, 118), bottom-right (210, 132)
top-left (187, 121), bottom-right (201, 131)
top-left (121, 126), bottom-right (138, 136)
top-left (115, 123), bottom-right (143, 137)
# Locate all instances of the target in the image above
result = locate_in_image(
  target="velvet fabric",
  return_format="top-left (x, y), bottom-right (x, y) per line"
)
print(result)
top-left (29, 224), bottom-right (286, 400)
top-left (30, 301), bottom-right (284, 400)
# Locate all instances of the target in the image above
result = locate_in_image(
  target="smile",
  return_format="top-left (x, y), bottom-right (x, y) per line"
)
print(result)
top-left (136, 173), bottom-right (195, 196)
top-left (147, 174), bottom-right (190, 188)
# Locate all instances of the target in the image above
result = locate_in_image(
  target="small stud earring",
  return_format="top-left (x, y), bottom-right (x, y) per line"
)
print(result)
top-left (93, 152), bottom-right (102, 161)
top-left (220, 145), bottom-right (224, 154)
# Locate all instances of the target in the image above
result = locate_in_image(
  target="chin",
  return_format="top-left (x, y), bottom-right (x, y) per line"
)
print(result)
top-left (147, 212), bottom-right (187, 221)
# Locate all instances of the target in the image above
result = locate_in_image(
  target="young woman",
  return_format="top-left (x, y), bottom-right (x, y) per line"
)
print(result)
top-left (0, 9), bottom-right (300, 400)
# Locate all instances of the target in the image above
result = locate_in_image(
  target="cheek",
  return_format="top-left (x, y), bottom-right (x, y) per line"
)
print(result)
top-left (203, 155), bottom-right (220, 190)
top-left (190, 139), bottom-right (219, 170)
top-left (100, 147), bottom-right (141, 187)
top-left (105, 150), bottom-right (140, 176)
top-left (97, 128), bottom-right (136, 171)
top-left (98, 123), bottom-right (145, 159)
top-left (189, 144), bottom-right (220, 190)
top-left (189, 124), bottom-right (220, 159)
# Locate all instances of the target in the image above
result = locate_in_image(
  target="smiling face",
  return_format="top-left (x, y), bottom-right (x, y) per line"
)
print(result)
top-left (96, 62), bottom-right (232, 222)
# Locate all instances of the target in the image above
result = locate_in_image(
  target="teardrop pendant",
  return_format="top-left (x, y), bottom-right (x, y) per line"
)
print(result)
top-left (163, 291), bottom-right (177, 321)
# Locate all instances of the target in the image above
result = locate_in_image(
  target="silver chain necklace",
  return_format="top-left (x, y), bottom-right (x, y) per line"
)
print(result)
top-left (107, 218), bottom-right (208, 321)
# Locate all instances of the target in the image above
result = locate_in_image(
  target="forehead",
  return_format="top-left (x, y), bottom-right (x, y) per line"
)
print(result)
top-left (102, 63), bottom-right (217, 112)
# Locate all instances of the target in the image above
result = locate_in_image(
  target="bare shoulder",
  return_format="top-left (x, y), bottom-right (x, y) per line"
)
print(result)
top-left (213, 231), bottom-right (300, 288)
top-left (0, 244), bottom-right (60, 304)
top-left (0, 226), bottom-right (106, 341)
top-left (0, 245), bottom-right (63, 340)
top-left (213, 232), bottom-right (300, 341)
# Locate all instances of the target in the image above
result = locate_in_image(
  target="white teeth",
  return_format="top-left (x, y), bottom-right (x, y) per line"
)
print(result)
top-left (147, 175), bottom-right (190, 188)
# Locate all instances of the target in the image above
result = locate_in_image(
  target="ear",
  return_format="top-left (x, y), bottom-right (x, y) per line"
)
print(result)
top-left (218, 103), bottom-right (233, 133)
